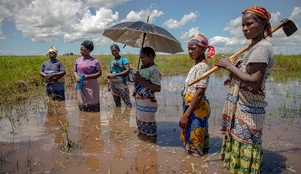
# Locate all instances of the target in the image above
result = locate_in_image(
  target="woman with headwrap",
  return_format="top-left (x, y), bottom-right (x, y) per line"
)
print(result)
top-left (74, 40), bottom-right (102, 112)
top-left (107, 44), bottom-right (132, 108)
top-left (133, 47), bottom-right (161, 137)
top-left (216, 6), bottom-right (274, 173)
top-left (40, 45), bottom-right (66, 100)
top-left (179, 33), bottom-right (215, 156)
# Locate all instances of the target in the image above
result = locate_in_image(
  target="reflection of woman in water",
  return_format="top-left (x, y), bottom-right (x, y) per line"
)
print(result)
top-left (44, 100), bottom-right (67, 144)
top-left (109, 107), bottom-right (134, 161)
top-left (78, 111), bottom-right (104, 171)
top-left (133, 135), bottom-right (158, 173)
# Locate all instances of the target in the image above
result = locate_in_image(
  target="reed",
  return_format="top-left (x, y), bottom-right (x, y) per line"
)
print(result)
top-left (0, 54), bottom-right (300, 104)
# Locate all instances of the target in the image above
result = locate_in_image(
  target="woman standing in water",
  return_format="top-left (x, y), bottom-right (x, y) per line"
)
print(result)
top-left (133, 47), bottom-right (161, 137)
top-left (40, 45), bottom-right (66, 100)
top-left (179, 33), bottom-right (215, 156)
top-left (74, 40), bottom-right (102, 112)
top-left (107, 44), bottom-right (132, 108)
top-left (216, 6), bottom-right (274, 173)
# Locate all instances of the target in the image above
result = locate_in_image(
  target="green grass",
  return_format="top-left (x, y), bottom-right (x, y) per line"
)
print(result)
top-left (0, 54), bottom-right (300, 104)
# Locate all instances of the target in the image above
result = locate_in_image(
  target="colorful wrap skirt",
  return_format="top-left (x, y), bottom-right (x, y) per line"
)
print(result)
top-left (77, 79), bottom-right (100, 112)
top-left (180, 92), bottom-right (211, 156)
top-left (221, 135), bottom-right (263, 174)
top-left (134, 80), bottom-right (158, 136)
top-left (107, 77), bottom-right (130, 98)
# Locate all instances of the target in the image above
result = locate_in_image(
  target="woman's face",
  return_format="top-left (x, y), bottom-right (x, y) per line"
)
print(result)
top-left (80, 45), bottom-right (90, 57)
top-left (242, 13), bottom-right (264, 40)
top-left (48, 51), bottom-right (56, 60)
top-left (187, 42), bottom-right (205, 60)
top-left (110, 47), bottom-right (120, 57)
top-left (140, 53), bottom-right (153, 66)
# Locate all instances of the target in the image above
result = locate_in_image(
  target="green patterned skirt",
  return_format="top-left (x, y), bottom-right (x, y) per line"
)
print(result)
top-left (220, 135), bottom-right (263, 174)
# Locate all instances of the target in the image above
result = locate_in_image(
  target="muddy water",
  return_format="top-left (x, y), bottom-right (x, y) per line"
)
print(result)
top-left (0, 75), bottom-right (300, 173)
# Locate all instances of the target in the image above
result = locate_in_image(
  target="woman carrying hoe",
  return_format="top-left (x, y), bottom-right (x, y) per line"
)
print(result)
top-left (216, 6), bottom-right (274, 173)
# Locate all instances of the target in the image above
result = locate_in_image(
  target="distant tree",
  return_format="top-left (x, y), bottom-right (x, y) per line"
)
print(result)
top-left (70, 52), bottom-right (74, 55)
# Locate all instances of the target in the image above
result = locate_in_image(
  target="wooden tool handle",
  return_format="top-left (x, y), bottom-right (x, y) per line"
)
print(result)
top-left (188, 18), bottom-right (289, 86)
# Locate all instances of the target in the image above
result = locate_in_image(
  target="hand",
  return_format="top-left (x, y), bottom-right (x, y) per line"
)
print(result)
top-left (134, 72), bottom-right (142, 83)
top-left (75, 75), bottom-right (82, 82)
top-left (45, 74), bottom-right (52, 80)
top-left (179, 114), bottom-right (189, 132)
top-left (107, 73), bottom-right (116, 79)
top-left (215, 55), bottom-right (232, 69)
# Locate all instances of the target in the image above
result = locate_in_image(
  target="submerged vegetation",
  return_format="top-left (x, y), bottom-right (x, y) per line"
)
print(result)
top-left (0, 54), bottom-right (300, 104)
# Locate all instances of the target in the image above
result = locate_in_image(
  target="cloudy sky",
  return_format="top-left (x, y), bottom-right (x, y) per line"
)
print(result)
top-left (0, 0), bottom-right (300, 55)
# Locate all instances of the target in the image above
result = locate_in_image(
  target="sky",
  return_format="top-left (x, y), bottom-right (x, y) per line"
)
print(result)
top-left (0, 0), bottom-right (300, 56)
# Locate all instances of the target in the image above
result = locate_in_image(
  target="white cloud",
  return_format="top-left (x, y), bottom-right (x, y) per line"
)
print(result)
top-left (290, 7), bottom-right (301, 27)
top-left (121, 9), bottom-right (164, 23)
top-left (180, 27), bottom-right (200, 40)
top-left (12, 0), bottom-right (84, 42)
top-left (86, 0), bottom-right (130, 8)
top-left (64, 7), bottom-right (119, 43)
top-left (0, 49), bottom-right (13, 55)
top-left (163, 12), bottom-right (197, 29)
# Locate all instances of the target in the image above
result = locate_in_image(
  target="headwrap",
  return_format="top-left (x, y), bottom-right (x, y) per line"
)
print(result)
top-left (243, 6), bottom-right (272, 37)
top-left (189, 33), bottom-right (215, 58)
top-left (81, 40), bottom-right (94, 52)
top-left (47, 45), bottom-right (58, 55)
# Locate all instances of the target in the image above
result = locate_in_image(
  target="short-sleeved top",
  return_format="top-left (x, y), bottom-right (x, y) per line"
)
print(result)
top-left (140, 65), bottom-right (161, 86)
top-left (243, 39), bottom-right (274, 69)
top-left (109, 57), bottom-right (129, 78)
top-left (74, 56), bottom-right (101, 75)
top-left (184, 62), bottom-right (210, 94)
top-left (40, 59), bottom-right (65, 74)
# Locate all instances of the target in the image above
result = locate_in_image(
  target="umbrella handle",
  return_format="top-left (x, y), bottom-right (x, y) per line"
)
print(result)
top-left (136, 16), bottom-right (150, 72)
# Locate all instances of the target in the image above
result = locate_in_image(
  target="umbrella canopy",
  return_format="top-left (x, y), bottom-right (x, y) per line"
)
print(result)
top-left (102, 21), bottom-right (184, 54)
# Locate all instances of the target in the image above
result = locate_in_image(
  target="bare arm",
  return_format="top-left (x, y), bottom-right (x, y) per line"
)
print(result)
top-left (40, 71), bottom-right (66, 80)
top-left (179, 87), bottom-right (205, 131)
top-left (107, 64), bottom-right (130, 79)
top-left (216, 55), bottom-right (266, 89)
top-left (84, 70), bottom-right (102, 80)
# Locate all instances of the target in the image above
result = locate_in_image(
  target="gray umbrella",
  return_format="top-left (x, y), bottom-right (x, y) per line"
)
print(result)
top-left (102, 20), bottom-right (184, 54)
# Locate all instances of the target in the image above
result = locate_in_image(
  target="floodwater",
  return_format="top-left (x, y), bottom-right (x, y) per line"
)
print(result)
top-left (0, 75), bottom-right (300, 174)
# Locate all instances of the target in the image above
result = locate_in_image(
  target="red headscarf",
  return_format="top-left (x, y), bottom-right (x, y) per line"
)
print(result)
top-left (243, 6), bottom-right (272, 37)
top-left (189, 33), bottom-right (215, 58)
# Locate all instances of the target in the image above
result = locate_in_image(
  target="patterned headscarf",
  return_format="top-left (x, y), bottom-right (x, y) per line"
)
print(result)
top-left (189, 33), bottom-right (215, 58)
top-left (47, 45), bottom-right (58, 55)
top-left (243, 6), bottom-right (272, 37)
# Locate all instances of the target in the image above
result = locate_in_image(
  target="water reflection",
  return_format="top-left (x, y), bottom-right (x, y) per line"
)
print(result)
top-left (0, 74), bottom-right (300, 173)
top-left (44, 100), bottom-right (67, 144)
top-left (109, 107), bottom-right (135, 161)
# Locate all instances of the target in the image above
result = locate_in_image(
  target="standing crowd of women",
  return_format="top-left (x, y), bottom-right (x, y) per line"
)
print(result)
top-left (40, 5), bottom-right (274, 174)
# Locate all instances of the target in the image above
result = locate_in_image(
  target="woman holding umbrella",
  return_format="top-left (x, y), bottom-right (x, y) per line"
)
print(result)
top-left (107, 44), bottom-right (132, 108)
top-left (133, 47), bottom-right (161, 137)
top-left (216, 6), bottom-right (274, 173)
top-left (74, 40), bottom-right (102, 112)
top-left (178, 33), bottom-right (215, 156)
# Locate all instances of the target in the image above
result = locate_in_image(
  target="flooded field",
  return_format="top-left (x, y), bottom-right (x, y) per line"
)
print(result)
top-left (0, 75), bottom-right (300, 174)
